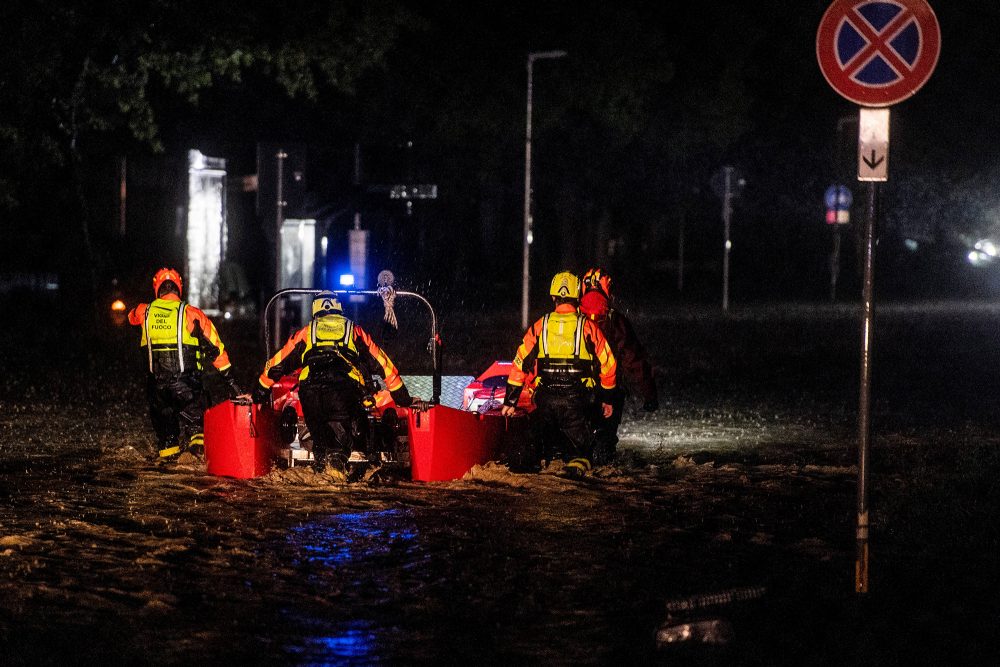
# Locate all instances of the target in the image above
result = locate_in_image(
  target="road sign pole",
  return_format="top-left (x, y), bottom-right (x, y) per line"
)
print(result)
top-left (825, 184), bottom-right (852, 302)
top-left (830, 227), bottom-right (842, 302)
top-left (855, 179), bottom-right (877, 594)
top-left (818, 0), bottom-right (940, 597)
top-left (273, 149), bottom-right (287, 351)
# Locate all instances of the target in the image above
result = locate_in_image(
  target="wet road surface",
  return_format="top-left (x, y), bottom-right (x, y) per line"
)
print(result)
top-left (3, 302), bottom-right (1000, 664)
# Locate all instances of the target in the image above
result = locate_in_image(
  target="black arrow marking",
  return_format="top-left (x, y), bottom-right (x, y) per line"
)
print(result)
top-left (862, 150), bottom-right (885, 170)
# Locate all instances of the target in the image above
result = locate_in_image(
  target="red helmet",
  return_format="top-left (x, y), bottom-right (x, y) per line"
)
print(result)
top-left (152, 267), bottom-right (183, 297)
top-left (582, 267), bottom-right (611, 298)
top-left (580, 290), bottom-right (609, 322)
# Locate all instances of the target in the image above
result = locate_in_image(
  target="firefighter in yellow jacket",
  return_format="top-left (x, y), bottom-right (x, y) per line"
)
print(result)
top-left (254, 291), bottom-right (412, 471)
top-left (501, 271), bottom-right (617, 476)
top-left (128, 268), bottom-right (243, 459)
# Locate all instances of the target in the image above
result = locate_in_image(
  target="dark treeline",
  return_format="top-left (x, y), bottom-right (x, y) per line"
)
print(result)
top-left (3, 1), bottom-right (1000, 316)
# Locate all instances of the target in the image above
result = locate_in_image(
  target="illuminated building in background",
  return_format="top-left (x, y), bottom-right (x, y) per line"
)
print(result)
top-left (186, 150), bottom-right (227, 312)
top-left (281, 217), bottom-right (317, 324)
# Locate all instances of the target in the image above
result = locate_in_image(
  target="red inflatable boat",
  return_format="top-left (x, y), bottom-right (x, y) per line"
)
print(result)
top-left (204, 284), bottom-right (530, 481)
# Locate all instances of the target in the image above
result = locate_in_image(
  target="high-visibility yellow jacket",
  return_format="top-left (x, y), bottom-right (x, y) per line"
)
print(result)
top-left (504, 303), bottom-right (616, 405)
top-left (128, 293), bottom-right (231, 377)
top-left (258, 312), bottom-right (403, 392)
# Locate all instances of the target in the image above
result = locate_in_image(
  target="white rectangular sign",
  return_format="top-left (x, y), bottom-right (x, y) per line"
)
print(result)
top-left (858, 108), bottom-right (889, 182)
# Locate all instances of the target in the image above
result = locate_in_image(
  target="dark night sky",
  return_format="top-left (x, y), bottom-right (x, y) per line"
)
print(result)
top-left (4, 1), bottom-right (1000, 304)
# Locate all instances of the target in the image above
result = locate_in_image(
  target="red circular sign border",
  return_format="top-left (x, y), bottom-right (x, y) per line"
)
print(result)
top-left (817, 0), bottom-right (941, 107)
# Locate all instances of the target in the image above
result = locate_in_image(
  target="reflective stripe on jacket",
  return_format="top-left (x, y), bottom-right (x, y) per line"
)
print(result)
top-left (506, 303), bottom-right (616, 401)
top-left (301, 314), bottom-right (361, 383)
top-left (259, 314), bottom-right (403, 391)
top-left (128, 295), bottom-right (231, 376)
top-left (537, 311), bottom-right (594, 386)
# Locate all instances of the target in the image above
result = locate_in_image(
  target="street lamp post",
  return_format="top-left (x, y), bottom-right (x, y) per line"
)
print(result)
top-left (273, 149), bottom-right (287, 350)
top-left (522, 50), bottom-right (567, 330)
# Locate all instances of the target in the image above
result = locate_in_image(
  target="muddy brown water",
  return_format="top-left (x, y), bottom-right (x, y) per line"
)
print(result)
top-left (3, 303), bottom-right (1000, 664)
top-left (0, 439), bottom-right (859, 665)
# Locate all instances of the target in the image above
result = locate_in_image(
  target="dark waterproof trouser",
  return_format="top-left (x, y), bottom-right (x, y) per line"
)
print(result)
top-left (298, 380), bottom-right (369, 466)
top-left (592, 387), bottom-right (625, 465)
top-left (530, 385), bottom-right (596, 463)
top-left (147, 375), bottom-right (205, 448)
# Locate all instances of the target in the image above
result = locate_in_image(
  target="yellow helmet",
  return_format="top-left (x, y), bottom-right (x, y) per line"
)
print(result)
top-left (549, 271), bottom-right (581, 299)
top-left (312, 291), bottom-right (342, 316)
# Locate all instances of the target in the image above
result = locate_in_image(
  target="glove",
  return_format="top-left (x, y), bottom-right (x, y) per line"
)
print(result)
top-left (503, 381), bottom-right (524, 409)
top-left (222, 372), bottom-right (243, 400)
top-left (252, 381), bottom-right (272, 407)
top-left (390, 384), bottom-right (412, 408)
top-left (642, 398), bottom-right (659, 412)
top-left (596, 386), bottom-right (614, 406)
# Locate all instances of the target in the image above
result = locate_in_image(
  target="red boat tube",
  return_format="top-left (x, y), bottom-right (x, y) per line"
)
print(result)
top-left (204, 399), bottom-right (283, 478)
top-left (408, 404), bottom-right (525, 482)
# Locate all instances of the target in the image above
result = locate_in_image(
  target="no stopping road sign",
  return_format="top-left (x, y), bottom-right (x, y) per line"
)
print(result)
top-left (817, 0), bottom-right (940, 107)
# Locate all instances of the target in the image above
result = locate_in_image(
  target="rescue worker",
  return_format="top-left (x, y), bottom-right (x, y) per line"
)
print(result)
top-left (253, 291), bottom-right (412, 472)
top-left (501, 271), bottom-right (617, 476)
top-left (580, 267), bottom-right (659, 464)
top-left (128, 268), bottom-right (243, 459)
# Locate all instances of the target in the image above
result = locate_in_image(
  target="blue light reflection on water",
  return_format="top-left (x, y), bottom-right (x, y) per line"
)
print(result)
top-left (293, 620), bottom-right (379, 666)
top-left (282, 509), bottom-right (419, 665)
top-left (282, 614), bottom-right (383, 666)
top-left (287, 508), bottom-right (418, 566)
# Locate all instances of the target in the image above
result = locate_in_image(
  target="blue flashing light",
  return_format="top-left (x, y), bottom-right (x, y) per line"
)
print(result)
top-left (339, 273), bottom-right (355, 287)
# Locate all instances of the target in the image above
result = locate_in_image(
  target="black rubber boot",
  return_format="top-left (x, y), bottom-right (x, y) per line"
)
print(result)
top-left (188, 432), bottom-right (205, 457)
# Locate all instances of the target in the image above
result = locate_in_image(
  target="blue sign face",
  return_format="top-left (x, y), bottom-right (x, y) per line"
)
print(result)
top-left (825, 185), bottom-right (853, 210)
top-left (836, 2), bottom-right (920, 86)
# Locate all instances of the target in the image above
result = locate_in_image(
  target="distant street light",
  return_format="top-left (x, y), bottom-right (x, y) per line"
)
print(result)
top-left (522, 50), bottom-right (567, 330)
top-left (710, 165), bottom-right (745, 312)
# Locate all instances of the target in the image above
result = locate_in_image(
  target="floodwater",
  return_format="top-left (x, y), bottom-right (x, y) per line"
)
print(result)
top-left (0, 434), bottom-right (858, 665)
top-left (3, 301), bottom-right (1000, 665)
